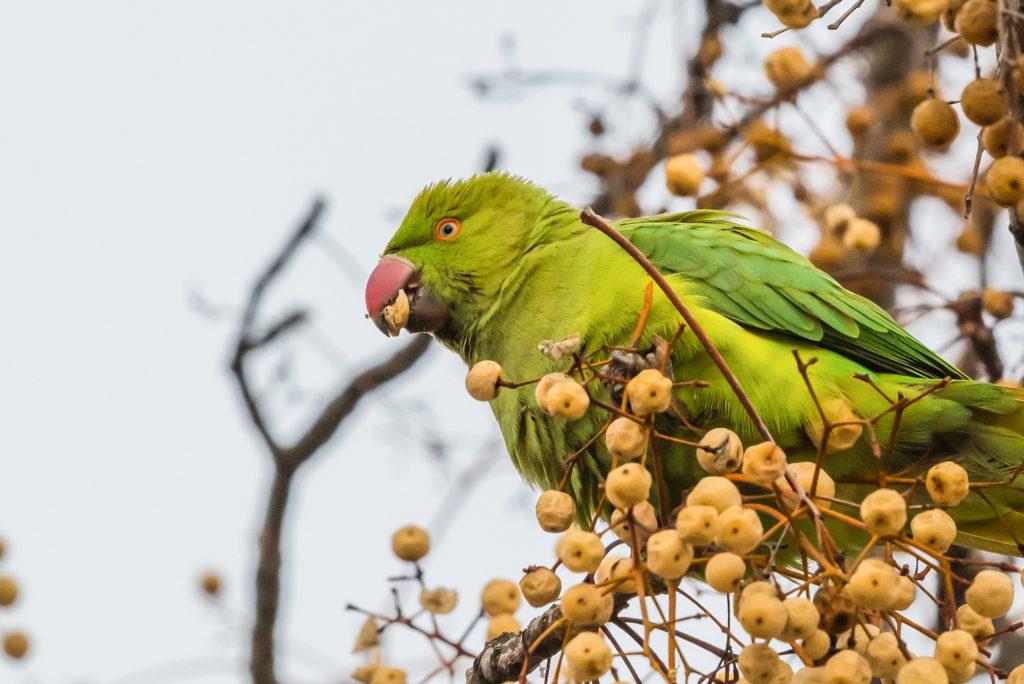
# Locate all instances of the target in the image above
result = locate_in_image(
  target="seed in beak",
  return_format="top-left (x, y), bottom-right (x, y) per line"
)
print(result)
top-left (382, 288), bottom-right (410, 335)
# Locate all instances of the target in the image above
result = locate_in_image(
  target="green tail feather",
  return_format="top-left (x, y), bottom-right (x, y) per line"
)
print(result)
top-left (893, 380), bottom-right (1024, 556)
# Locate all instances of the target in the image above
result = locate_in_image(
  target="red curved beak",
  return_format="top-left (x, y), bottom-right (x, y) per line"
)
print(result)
top-left (365, 256), bottom-right (416, 336)
top-left (366, 255), bottom-right (449, 336)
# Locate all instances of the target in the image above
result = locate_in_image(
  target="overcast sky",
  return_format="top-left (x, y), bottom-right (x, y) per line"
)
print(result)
top-left (2, 2), bottom-right (1022, 683)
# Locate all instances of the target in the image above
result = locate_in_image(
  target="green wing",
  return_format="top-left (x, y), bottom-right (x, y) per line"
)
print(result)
top-left (616, 210), bottom-right (966, 380)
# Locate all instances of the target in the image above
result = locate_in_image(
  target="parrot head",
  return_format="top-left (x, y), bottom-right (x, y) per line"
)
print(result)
top-left (365, 173), bottom-right (563, 346)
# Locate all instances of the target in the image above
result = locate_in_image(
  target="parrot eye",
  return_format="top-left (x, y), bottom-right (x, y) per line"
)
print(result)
top-left (434, 218), bottom-right (461, 241)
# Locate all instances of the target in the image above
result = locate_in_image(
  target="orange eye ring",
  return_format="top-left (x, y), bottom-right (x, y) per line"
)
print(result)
top-left (434, 217), bottom-right (461, 241)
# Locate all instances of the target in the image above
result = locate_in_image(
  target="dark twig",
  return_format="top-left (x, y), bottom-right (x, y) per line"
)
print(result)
top-left (230, 199), bottom-right (432, 684)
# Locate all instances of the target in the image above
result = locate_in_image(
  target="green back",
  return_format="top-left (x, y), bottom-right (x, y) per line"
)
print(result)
top-left (616, 211), bottom-right (967, 380)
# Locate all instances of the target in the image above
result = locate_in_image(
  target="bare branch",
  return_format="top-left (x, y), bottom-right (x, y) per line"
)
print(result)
top-left (465, 605), bottom-right (565, 684)
top-left (230, 198), bottom-right (433, 684)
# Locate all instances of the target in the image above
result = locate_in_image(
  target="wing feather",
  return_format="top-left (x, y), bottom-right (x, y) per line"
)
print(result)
top-left (616, 211), bottom-right (966, 379)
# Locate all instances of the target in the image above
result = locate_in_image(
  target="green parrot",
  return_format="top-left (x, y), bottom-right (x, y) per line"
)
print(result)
top-left (364, 172), bottom-right (1024, 556)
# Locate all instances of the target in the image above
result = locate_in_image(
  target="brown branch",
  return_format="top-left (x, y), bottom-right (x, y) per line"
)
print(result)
top-left (465, 605), bottom-right (565, 684)
top-left (229, 199), bottom-right (433, 684)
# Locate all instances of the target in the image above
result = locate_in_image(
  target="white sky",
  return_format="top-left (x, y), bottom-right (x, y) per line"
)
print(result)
top-left (1, 2), bottom-right (1022, 683)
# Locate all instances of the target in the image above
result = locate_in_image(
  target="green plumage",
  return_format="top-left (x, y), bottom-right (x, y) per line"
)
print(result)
top-left (381, 173), bottom-right (1024, 556)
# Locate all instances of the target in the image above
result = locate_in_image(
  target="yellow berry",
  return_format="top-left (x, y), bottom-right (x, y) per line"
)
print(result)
top-left (824, 649), bottom-right (872, 684)
top-left (715, 506), bottom-right (764, 554)
top-left (859, 488), bottom-right (907, 537)
top-left (809, 236), bottom-right (847, 269)
top-left (742, 580), bottom-right (777, 601)
top-left (739, 592), bottom-right (787, 639)
top-left (742, 441), bottom-right (788, 485)
top-left (982, 117), bottom-right (1022, 158)
top-left (956, 227), bottom-right (985, 255)
top-left (956, 0), bottom-right (998, 46)
top-left (605, 417), bottom-right (646, 460)
top-left (560, 582), bottom-right (609, 626)
top-left (764, 47), bottom-right (814, 92)
top-left (966, 569), bottom-right (1014, 618)
top-left (352, 664), bottom-right (377, 683)
top-left (665, 154), bottom-right (706, 196)
top-left (544, 380), bottom-right (590, 420)
top-left (2, 632), bottom-right (28, 660)
top-left (982, 288), bottom-right (1015, 319)
top-left (596, 554), bottom-right (637, 593)
top-left (0, 578), bottom-right (18, 607)
top-left (911, 98), bottom-right (960, 148)
top-left (803, 630), bottom-right (832, 661)
top-left (200, 571), bottom-right (221, 597)
top-left (776, 2), bottom-right (818, 29)
top-left (645, 530), bottom-right (693, 580)
top-left (696, 427), bottom-right (743, 475)
top-left (676, 505), bottom-right (720, 546)
top-left (605, 463), bottom-right (652, 509)
top-left (480, 579), bottom-right (520, 616)
top-left (865, 633), bottom-right (906, 679)
top-left (535, 490), bottom-right (575, 533)
top-left (776, 461), bottom-right (835, 510)
top-left (370, 668), bottom-right (406, 684)
top-left (794, 665), bottom-right (826, 684)
top-left (897, 657), bottom-right (949, 684)
top-left (961, 78), bottom-right (1007, 126)
top-left (956, 604), bottom-right (994, 646)
top-left (773, 662), bottom-right (796, 684)
top-left (842, 218), bottom-right (881, 253)
top-left (911, 508), bottom-right (957, 552)
top-left (847, 559), bottom-right (899, 610)
top-left (1009, 664), bottom-right (1024, 684)
top-left (986, 156), bottom-right (1024, 207)
top-left (465, 360), bottom-right (502, 401)
top-left (535, 373), bottom-right (572, 411)
top-left (687, 475), bottom-right (743, 512)
top-left (846, 107), bottom-right (873, 138)
top-left (934, 629), bottom-right (978, 681)
top-left (824, 204), bottom-right (857, 234)
top-left (555, 529), bottom-right (605, 573)
top-left (520, 567), bottom-right (561, 607)
top-left (893, 574), bottom-right (917, 611)
top-left (893, 0), bottom-right (945, 25)
top-left (486, 613), bottom-right (520, 640)
top-left (420, 586), bottom-right (458, 614)
top-left (926, 461), bottom-right (970, 507)
top-left (703, 552), bottom-right (745, 593)
top-left (739, 642), bottom-right (782, 684)
top-left (391, 525), bottom-right (430, 562)
top-left (625, 368), bottom-right (673, 416)
top-left (352, 616), bottom-right (378, 653)
top-left (610, 501), bottom-right (658, 543)
top-left (781, 596), bottom-right (820, 641)
top-left (564, 632), bottom-right (612, 681)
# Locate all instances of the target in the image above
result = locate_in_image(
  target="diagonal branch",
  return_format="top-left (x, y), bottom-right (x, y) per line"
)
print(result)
top-left (579, 207), bottom-right (773, 442)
